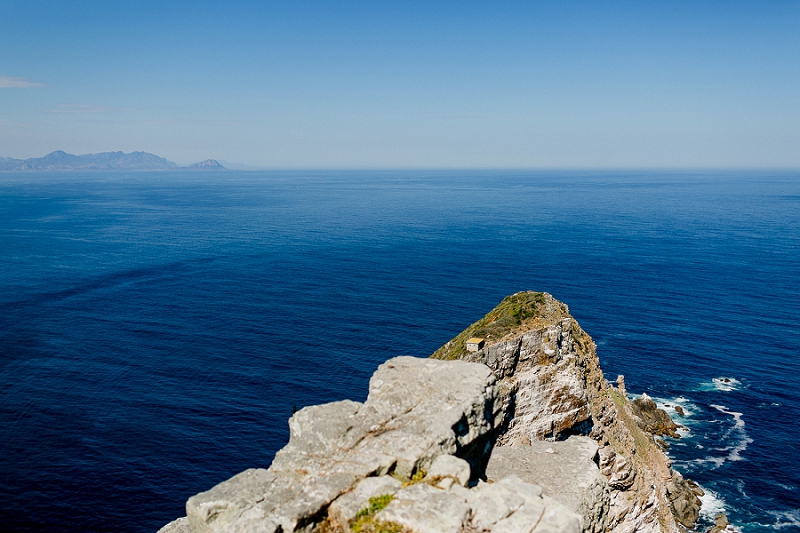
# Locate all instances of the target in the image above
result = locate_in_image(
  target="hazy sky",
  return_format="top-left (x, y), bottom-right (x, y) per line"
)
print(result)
top-left (1, 1), bottom-right (798, 168)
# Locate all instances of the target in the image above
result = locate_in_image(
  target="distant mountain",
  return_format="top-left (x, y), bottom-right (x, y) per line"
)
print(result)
top-left (187, 159), bottom-right (224, 169)
top-left (0, 151), bottom-right (226, 171)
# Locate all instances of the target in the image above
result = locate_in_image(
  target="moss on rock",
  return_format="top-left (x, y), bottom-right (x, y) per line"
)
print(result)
top-left (431, 291), bottom-right (566, 361)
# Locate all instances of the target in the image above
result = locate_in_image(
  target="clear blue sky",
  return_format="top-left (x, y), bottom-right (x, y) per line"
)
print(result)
top-left (1, 1), bottom-right (798, 168)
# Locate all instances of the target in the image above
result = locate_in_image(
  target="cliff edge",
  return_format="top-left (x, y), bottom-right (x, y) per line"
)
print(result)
top-left (431, 291), bottom-right (702, 533)
top-left (160, 292), bottom-right (702, 533)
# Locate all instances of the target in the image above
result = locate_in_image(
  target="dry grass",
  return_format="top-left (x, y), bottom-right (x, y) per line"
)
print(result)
top-left (430, 291), bottom-right (567, 360)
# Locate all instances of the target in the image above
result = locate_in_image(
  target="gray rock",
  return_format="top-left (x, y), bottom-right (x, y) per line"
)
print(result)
top-left (490, 503), bottom-right (547, 533)
top-left (463, 319), bottom-right (591, 443)
top-left (630, 393), bottom-right (679, 438)
top-left (706, 512), bottom-right (730, 533)
top-left (479, 476), bottom-right (580, 533)
top-left (328, 475), bottom-right (402, 529)
top-left (608, 454), bottom-right (634, 491)
top-left (185, 356), bottom-right (500, 533)
top-left (424, 455), bottom-right (471, 488)
top-left (157, 517), bottom-right (193, 533)
top-left (535, 500), bottom-right (584, 533)
top-left (665, 469), bottom-right (701, 528)
top-left (376, 483), bottom-right (471, 533)
top-left (467, 480), bottom-right (526, 528)
top-left (486, 437), bottom-right (608, 533)
top-left (434, 292), bottom-right (702, 533)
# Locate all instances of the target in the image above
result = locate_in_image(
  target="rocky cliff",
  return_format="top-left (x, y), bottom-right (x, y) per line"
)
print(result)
top-left (160, 292), bottom-right (702, 533)
top-left (431, 292), bottom-right (702, 533)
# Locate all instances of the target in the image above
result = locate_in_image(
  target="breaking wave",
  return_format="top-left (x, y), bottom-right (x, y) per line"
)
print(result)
top-left (768, 509), bottom-right (800, 530)
top-left (656, 396), bottom-right (696, 419)
top-left (699, 486), bottom-right (728, 519)
top-left (709, 405), bottom-right (753, 463)
top-left (688, 405), bottom-right (752, 470)
top-left (698, 377), bottom-right (744, 392)
top-left (698, 486), bottom-right (743, 533)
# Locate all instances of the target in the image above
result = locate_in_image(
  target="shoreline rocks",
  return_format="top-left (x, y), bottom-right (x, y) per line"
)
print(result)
top-left (629, 394), bottom-right (680, 438)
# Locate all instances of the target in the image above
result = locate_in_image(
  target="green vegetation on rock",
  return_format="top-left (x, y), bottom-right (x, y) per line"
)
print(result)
top-left (355, 494), bottom-right (393, 519)
top-left (390, 468), bottom-right (427, 487)
top-left (431, 291), bottom-right (563, 360)
top-left (350, 494), bottom-right (406, 533)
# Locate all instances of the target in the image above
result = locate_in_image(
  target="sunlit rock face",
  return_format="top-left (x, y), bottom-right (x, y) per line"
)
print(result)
top-left (160, 292), bottom-right (702, 533)
top-left (434, 291), bottom-right (701, 533)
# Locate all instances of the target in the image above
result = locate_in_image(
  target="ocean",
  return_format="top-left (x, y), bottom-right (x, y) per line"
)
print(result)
top-left (1, 170), bottom-right (798, 532)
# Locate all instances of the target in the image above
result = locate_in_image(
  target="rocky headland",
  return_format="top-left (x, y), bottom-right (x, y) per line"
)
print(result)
top-left (160, 292), bottom-right (710, 533)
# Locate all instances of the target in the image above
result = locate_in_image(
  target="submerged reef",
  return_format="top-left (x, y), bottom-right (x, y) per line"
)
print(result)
top-left (160, 292), bottom-right (707, 533)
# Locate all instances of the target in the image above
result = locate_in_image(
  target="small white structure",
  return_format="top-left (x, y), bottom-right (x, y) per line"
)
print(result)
top-left (465, 337), bottom-right (485, 352)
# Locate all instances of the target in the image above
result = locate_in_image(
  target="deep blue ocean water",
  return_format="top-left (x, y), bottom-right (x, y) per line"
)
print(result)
top-left (1, 170), bottom-right (798, 532)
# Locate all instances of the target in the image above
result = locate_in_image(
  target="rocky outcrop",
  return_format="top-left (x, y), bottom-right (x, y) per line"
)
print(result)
top-left (432, 291), bottom-right (701, 533)
top-left (161, 291), bottom-right (703, 533)
top-left (629, 394), bottom-right (680, 438)
top-left (486, 437), bottom-right (609, 533)
top-left (705, 513), bottom-right (731, 533)
top-left (168, 356), bottom-right (582, 533)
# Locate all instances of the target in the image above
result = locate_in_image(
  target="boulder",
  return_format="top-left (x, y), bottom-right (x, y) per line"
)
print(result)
top-left (630, 394), bottom-right (679, 438)
top-left (706, 513), bottom-right (730, 533)
top-left (327, 475), bottom-right (402, 529)
top-left (486, 437), bottom-right (608, 533)
top-left (665, 470), bottom-right (701, 528)
top-left (423, 454), bottom-right (471, 489)
top-left (375, 483), bottom-right (471, 533)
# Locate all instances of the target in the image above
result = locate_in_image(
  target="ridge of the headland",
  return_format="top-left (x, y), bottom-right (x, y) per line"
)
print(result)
top-left (432, 291), bottom-right (706, 533)
top-left (159, 291), bottom-right (711, 533)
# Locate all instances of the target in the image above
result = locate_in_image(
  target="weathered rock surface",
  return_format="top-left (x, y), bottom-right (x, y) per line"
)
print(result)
top-left (458, 316), bottom-right (590, 443)
top-left (630, 394), bottom-right (680, 438)
top-left (665, 470), bottom-right (701, 528)
top-left (166, 354), bottom-right (585, 533)
top-left (158, 517), bottom-right (193, 533)
top-left (706, 513), bottom-right (731, 533)
top-left (423, 454), bottom-right (471, 489)
top-left (486, 437), bottom-right (608, 533)
top-left (162, 291), bottom-right (707, 533)
top-left (184, 356), bottom-right (503, 533)
top-left (432, 291), bottom-right (702, 533)
top-left (327, 475), bottom-right (403, 529)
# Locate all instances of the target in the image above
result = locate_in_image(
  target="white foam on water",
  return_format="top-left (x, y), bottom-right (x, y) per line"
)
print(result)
top-left (691, 456), bottom-right (727, 469)
top-left (653, 395), bottom-right (698, 442)
top-left (656, 395), bottom-right (698, 419)
top-left (698, 377), bottom-right (743, 392)
top-left (768, 509), bottom-right (800, 530)
top-left (683, 405), bottom-right (751, 471)
top-left (772, 481), bottom-right (796, 492)
top-left (698, 486), bottom-right (744, 533)
top-left (699, 486), bottom-right (728, 519)
top-left (710, 404), bottom-right (753, 462)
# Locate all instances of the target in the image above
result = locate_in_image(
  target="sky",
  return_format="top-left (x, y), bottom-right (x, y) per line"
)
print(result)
top-left (1, 1), bottom-right (799, 168)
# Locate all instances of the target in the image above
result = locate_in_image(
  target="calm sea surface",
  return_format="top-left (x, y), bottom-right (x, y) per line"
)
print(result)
top-left (1, 170), bottom-right (798, 532)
